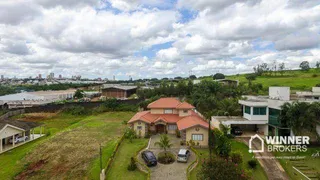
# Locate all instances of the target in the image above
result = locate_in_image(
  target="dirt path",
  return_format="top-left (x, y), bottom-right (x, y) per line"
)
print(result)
top-left (238, 137), bottom-right (289, 180)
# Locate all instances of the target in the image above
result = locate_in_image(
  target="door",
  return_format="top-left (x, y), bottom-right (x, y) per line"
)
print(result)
top-left (156, 124), bottom-right (165, 133)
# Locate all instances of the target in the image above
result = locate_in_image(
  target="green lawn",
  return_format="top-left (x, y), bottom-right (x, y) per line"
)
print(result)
top-left (0, 111), bottom-right (135, 180)
top-left (274, 147), bottom-right (320, 180)
top-left (106, 138), bottom-right (149, 180)
top-left (226, 69), bottom-right (320, 91)
top-left (190, 140), bottom-right (268, 180)
top-left (230, 141), bottom-right (268, 180)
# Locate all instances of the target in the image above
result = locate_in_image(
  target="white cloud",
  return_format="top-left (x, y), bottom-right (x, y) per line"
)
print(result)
top-left (156, 47), bottom-right (181, 62)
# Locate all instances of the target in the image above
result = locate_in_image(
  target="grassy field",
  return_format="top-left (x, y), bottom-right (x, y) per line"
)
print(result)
top-left (190, 140), bottom-right (268, 180)
top-left (274, 147), bottom-right (320, 180)
top-left (226, 69), bottom-right (320, 91)
top-left (0, 111), bottom-right (135, 180)
top-left (106, 138), bottom-right (148, 180)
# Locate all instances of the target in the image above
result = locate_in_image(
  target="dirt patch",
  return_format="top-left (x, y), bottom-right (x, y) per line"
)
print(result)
top-left (17, 113), bottom-right (57, 122)
top-left (15, 159), bottom-right (48, 180)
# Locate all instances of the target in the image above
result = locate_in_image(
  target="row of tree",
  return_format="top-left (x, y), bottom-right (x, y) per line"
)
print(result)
top-left (137, 80), bottom-right (264, 118)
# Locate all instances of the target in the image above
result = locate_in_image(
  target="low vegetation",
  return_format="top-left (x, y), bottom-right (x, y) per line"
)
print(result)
top-left (106, 139), bottom-right (148, 180)
top-left (0, 111), bottom-right (135, 180)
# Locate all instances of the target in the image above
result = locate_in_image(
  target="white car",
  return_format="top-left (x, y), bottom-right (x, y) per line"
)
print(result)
top-left (9, 136), bottom-right (28, 144)
top-left (177, 149), bottom-right (191, 163)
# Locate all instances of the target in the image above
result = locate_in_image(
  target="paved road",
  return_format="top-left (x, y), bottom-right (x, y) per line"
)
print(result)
top-left (238, 137), bottom-right (289, 180)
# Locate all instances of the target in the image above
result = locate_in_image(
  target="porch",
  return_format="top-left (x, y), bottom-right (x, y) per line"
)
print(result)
top-left (0, 126), bottom-right (45, 154)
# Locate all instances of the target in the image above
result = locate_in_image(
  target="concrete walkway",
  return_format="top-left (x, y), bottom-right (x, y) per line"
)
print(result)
top-left (237, 137), bottom-right (289, 180)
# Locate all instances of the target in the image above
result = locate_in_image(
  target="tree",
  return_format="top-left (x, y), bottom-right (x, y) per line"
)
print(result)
top-left (280, 102), bottom-right (320, 136)
top-left (189, 75), bottom-right (197, 79)
top-left (154, 134), bottom-right (173, 152)
top-left (316, 61), bottom-right (320, 69)
top-left (245, 73), bottom-right (257, 86)
top-left (300, 61), bottom-right (310, 71)
top-left (213, 129), bottom-right (231, 157)
top-left (197, 158), bottom-right (249, 180)
top-left (279, 62), bottom-right (285, 76)
top-left (74, 89), bottom-right (84, 99)
top-left (213, 73), bottom-right (225, 80)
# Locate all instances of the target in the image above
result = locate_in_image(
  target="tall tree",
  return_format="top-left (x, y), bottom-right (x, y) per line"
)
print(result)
top-left (154, 134), bottom-right (173, 152)
top-left (300, 61), bottom-right (310, 71)
top-left (213, 73), bottom-right (225, 80)
top-left (279, 62), bottom-right (285, 76)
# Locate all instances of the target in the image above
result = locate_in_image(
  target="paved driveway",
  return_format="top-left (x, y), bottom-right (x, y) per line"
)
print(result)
top-left (138, 134), bottom-right (195, 180)
top-left (238, 137), bottom-right (289, 180)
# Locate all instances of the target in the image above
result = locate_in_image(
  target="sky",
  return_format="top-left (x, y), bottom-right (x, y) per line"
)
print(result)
top-left (0, 0), bottom-right (320, 80)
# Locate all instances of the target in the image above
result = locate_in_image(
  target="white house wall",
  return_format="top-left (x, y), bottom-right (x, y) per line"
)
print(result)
top-left (0, 126), bottom-right (24, 139)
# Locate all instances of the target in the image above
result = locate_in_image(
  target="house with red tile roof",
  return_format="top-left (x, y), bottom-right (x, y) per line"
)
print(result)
top-left (128, 97), bottom-right (210, 146)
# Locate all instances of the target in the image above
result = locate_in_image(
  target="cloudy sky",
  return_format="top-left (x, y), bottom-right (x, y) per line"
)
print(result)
top-left (0, 0), bottom-right (320, 80)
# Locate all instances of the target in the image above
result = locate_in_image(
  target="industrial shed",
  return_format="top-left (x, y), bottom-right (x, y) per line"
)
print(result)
top-left (101, 84), bottom-right (137, 99)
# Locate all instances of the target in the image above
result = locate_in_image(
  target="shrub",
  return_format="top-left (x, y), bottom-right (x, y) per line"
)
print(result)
top-left (180, 141), bottom-right (185, 146)
top-left (230, 152), bottom-right (243, 164)
top-left (197, 158), bottom-right (249, 180)
top-left (248, 159), bottom-right (258, 169)
top-left (312, 74), bottom-right (318, 77)
top-left (124, 127), bottom-right (137, 142)
top-left (157, 152), bottom-right (175, 164)
top-left (175, 129), bottom-right (181, 138)
top-left (122, 120), bottom-right (128, 125)
top-left (127, 157), bottom-right (137, 171)
top-left (62, 106), bottom-right (90, 116)
top-left (213, 129), bottom-right (231, 157)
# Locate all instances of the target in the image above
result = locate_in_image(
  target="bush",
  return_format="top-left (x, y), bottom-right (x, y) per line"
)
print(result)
top-left (230, 152), bottom-right (243, 164)
top-left (62, 106), bottom-right (90, 116)
top-left (197, 158), bottom-right (249, 180)
top-left (312, 74), bottom-right (318, 77)
top-left (157, 152), bottom-right (175, 164)
top-left (226, 134), bottom-right (235, 139)
top-left (180, 141), bottom-right (185, 146)
top-left (175, 129), bottom-right (181, 138)
top-left (127, 157), bottom-right (137, 171)
top-left (248, 159), bottom-right (258, 169)
top-left (124, 127), bottom-right (137, 142)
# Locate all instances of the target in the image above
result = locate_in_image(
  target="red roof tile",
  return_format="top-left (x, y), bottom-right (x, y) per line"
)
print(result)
top-left (176, 102), bottom-right (195, 109)
top-left (177, 115), bottom-right (209, 130)
top-left (147, 98), bottom-right (181, 109)
top-left (147, 97), bottom-right (194, 109)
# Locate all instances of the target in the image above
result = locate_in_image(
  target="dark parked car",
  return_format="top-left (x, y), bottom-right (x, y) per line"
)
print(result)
top-left (231, 126), bottom-right (243, 136)
top-left (141, 150), bottom-right (157, 167)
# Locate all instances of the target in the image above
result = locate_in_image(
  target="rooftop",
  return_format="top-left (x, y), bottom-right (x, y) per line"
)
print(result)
top-left (212, 116), bottom-right (248, 122)
top-left (0, 119), bottom-right (41, 131)
top-left (147, 97), bottom-right (194, 109)
top-left (102, 84), bottom-right (137, 90)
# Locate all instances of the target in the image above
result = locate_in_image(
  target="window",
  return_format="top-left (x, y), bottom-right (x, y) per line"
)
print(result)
top-left (137, 126), bottom-right (142, 130)
top-left (164, 109), bottom-right (173, 114)
top-left (244, 106), bottom-right (251, 114)
top-left (192, 134), bottom-right (203, 141)
top-left (168, 124), bottom-right (177, 130)
top-left (183, 110), bottom-right (188, 113)
top-left (253, 107), bottom-right (267, 115)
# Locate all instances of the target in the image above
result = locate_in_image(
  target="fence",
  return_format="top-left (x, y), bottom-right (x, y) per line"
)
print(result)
top-left (0, 99), bottom-right (143, 119)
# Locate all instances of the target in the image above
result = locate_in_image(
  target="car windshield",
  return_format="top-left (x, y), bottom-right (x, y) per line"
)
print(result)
top-left (145, 152), bottom-right (156, 160)
top-left (178, 154), bottom-right (186, 157)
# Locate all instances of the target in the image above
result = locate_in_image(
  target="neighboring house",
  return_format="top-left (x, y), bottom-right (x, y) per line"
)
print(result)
top-left (296, 87), bottom-right (320, 101)
top-left (101, 84), bottom-right (137, 99)
top-left (212, 87), bottom-right (320, 137)
top-left (213, 79), bottom-right (239, 86)
top-left (128, 98), bottom-right (210, 146)
top-left (0, 119), bottom-right (43, 153)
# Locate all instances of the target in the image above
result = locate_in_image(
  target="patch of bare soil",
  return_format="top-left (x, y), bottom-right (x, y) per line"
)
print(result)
top-left (15, 159), bottom-right (48, 180)
top-left (18, 113), bottom-right (57, 122)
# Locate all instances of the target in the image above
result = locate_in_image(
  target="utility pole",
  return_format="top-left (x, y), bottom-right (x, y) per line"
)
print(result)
top-left (100, 143), bottom-right (102, 171)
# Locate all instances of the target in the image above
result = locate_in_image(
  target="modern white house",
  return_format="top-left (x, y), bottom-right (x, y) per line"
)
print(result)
top-left (212, 87), bottom-right (320, 137)
top-left (296, 87), bottom-right (320, 101)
